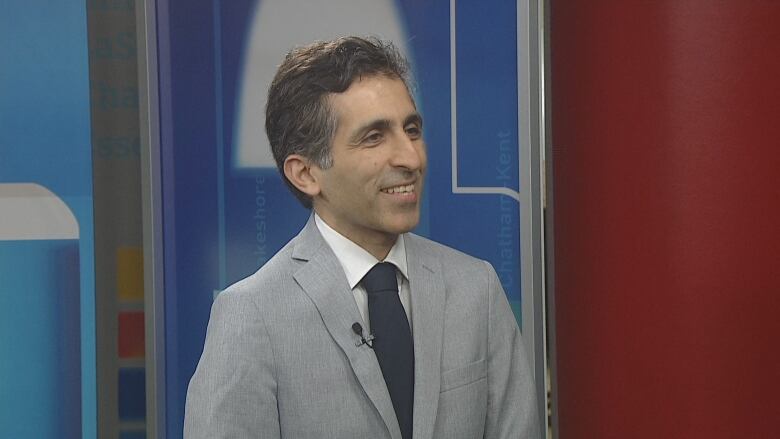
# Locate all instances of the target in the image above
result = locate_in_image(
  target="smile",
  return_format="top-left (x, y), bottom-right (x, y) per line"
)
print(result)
top-left (380, 184), bottom-right (415, 194)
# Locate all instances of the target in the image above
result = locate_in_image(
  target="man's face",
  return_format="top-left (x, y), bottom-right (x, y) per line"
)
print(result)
top-left (311, 75), bottom-right (426, 252)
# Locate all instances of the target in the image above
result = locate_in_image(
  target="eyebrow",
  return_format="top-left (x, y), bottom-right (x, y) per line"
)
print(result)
top-left (348, 119), bottom-right (391, 144)
top-left (347, 112), bottom-right (424, 144)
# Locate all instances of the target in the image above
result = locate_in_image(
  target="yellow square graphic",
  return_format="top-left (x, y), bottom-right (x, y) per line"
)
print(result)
top-left (117, 246), bottom-right (143, 301)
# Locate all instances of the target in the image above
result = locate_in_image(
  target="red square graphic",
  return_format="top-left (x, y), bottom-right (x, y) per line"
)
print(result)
top-left (118, 311), bottom-right (145, 358)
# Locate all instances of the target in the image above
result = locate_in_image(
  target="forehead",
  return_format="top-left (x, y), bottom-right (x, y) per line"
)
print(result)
top-left (329, 75), bottom-right (416, 126)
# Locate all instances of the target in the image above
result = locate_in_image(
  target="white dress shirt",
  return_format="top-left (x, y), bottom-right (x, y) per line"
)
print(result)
top-left (314, 213), bottom-right (412, 334)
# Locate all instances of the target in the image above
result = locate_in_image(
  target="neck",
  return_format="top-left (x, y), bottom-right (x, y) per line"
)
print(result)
top-left (359, 236), bottom-right (395, 261)
top-left (337, 227), bottom-right (397, 261)
top-left (314, 211), bottom-right (397, 260)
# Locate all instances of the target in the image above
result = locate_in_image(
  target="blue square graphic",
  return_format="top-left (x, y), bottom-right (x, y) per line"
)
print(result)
top-left (118, 368), bottom-right (146, 421)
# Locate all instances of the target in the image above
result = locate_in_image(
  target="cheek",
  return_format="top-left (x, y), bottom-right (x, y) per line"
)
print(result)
top-left (418, 144), bottom-right (428, 167)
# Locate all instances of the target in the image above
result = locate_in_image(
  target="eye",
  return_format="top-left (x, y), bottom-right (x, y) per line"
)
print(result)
top-left (362, 131), bottom-right (383, 145)
top-left (405, 123), bottom-right (422, 139)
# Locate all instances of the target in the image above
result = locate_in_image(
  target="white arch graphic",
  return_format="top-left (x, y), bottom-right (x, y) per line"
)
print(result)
top-left (0, 183), bottom-right (79, 240)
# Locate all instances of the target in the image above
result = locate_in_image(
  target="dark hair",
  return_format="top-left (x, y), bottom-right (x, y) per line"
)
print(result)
top-left (265, 36), bottom-right (412, 208)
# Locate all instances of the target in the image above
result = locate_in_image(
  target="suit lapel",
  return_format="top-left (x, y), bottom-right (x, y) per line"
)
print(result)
top-left (291, 217), bottom-right (402, 439)
top-left (406, 235), bottom-right (446, 439)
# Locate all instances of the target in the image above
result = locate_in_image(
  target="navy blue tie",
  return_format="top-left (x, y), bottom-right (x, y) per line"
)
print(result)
top-left (362, 262), bottom-right (414, 439)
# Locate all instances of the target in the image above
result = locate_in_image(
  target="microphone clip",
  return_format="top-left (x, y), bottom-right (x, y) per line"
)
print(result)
top-left (351, 322), bottom-right (375, 349)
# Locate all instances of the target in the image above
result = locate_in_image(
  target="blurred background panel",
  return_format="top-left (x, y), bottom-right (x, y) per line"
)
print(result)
top-left (0, 1), bottom-right (96, 436)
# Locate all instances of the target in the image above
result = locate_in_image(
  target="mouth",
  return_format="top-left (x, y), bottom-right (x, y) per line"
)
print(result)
top-left (380, 183), bottom-right (415, 195)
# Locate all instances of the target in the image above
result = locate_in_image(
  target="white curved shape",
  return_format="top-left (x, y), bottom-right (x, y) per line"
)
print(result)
top-left (233, 0), bottom-right (411, 169)
top-left (0, 183), bottom-right (79, 240)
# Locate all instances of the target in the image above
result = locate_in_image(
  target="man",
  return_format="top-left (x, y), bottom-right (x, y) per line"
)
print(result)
top-left (184, 36), bottom-right (539, 439)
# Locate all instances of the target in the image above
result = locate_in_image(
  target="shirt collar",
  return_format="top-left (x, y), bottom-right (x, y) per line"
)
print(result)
top-left (314, 213), bottom-right (409, 289)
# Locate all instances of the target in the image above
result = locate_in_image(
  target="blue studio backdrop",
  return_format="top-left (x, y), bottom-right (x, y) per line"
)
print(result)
top-left (157, 1), bottom-right (523, 435)
top-left (0, 1), bottom-right (96, 437)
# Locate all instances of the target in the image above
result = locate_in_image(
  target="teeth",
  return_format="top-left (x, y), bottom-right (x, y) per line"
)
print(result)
top-left (383, 184), bottom-right (414, 194)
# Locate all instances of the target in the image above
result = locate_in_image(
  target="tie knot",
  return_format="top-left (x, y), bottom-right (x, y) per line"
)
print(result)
top-left (362, 262), bottom-right (398, 295)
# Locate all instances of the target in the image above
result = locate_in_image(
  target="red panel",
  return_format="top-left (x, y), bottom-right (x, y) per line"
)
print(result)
top-left (551, 2), bottom-right (780, 438)
top-left (118, 311), bottom-right (145, 358)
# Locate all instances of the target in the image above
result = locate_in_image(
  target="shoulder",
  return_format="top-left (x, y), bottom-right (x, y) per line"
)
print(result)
top-left (217, 237), bottom-right (302, 307)
top-left (406, 233), bottom-right (480, 262)
top-left (405, 233), bottom-right (496, 284)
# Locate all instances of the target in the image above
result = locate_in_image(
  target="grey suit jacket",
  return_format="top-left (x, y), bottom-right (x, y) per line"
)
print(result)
top-left (184, 217), bottom-right (539, 438)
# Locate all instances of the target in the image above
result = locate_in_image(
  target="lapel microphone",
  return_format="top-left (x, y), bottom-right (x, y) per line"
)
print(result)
top-left (351, 322), bottom-right (375, 348)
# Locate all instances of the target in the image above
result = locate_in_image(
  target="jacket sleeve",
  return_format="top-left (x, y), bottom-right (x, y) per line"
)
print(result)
top-left (184, 289), bottom-right (280, 438)
top-left (482, 261), bottom-right (541, 439)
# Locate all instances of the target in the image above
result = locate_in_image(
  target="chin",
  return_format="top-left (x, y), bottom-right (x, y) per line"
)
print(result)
top-left (384, 214), bottom-right (420, 235)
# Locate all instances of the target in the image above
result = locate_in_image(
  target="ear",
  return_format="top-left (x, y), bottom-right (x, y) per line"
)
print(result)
top-left (283, 154), bottom-right (321, 197)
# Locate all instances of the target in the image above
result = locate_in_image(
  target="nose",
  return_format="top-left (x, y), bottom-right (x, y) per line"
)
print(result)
top-left (390, 132), bottom-right (426, 172)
